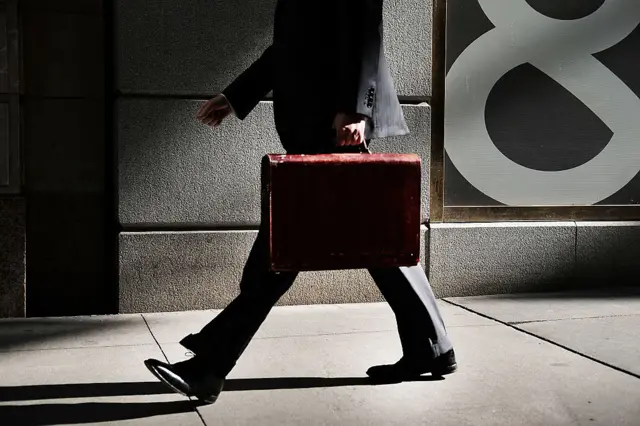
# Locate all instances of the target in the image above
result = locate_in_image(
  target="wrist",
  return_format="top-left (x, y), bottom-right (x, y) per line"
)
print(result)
top-left (218, 93), bottom-right (236, 116)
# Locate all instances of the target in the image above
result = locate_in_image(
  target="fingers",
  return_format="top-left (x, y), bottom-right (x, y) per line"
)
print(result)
top-left (336, 128), bottom-right (350, 146)
top-left (196, 95), bottom-right (229, 121)
top-left (200, 111), bottom-right (216, 126)
top-left (353, 128), bottom-right (363, 146)
top-left (196, 101), bottom-right (213, 120)
top-left (203, 110), bottom-right (229, 127)
top-left (199, 113), bottom-right (217, 127)
top-left (197, 102), bottom-right (230, 127)
top-left (196, 102), bottom-right (207, 117)
top-left (203, 117), bottom-right (218, 127)
top-left (197, 101), bottom-right (221, 121)
top-left (337, 128), bottom-right (354, 146)
top-left (336, 124), bottom-right (365, 146)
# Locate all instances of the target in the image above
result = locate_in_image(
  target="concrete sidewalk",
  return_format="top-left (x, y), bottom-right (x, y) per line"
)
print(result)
top-left (0, 288), bottom-right (638, 426)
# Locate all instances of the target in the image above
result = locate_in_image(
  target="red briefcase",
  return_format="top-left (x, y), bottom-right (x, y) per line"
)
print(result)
top-left (262, 153), bottom-right (421, 271)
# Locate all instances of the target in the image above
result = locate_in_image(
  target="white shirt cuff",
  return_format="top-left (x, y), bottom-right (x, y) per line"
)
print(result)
top-left (219, 93), bottom-right (237, 117)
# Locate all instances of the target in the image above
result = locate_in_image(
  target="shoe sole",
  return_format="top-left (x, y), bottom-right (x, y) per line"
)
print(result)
top-left (144, 360), bottom-right (218, 404)
top-left (368, 363), bottom-right (458, 383)
top-left (431, 362), bottom-right (458, 377)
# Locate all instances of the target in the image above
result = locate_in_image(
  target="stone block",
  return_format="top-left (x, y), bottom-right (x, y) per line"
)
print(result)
top-left (0, 197), bottom-right (25, 318)
top-left (384, 0), bottom-right (433, 97)
top-left (20, 0), bottom-right (103, 14)
top-left (23, 12), bottom-right (104, 97)
top-left (576, 222), bottom-right (640, 287)
top-left (0, 1), bottom-right (20, 94)
top-left (0, 95), bottom-right (20, 194)
top-left (118, 226), bottom-right (428, 313)
top-left (116, 0), bottom-right (432, 97)
top-left (375, 104), bottom-right (432, 222)
top-left (24, 99), bottom-right (105, 193)
top-left (118, 100), bottom-right (431, 226)
top-left (26, 193), bottom-right (109, 317)
top-left (116, 0), bottom-right (276, 96)
top-left (428, 222), bottom-right (577, 297)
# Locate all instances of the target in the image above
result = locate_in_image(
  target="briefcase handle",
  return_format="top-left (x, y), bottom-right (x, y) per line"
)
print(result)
top-left (358, 143), bottom-right (371, 154)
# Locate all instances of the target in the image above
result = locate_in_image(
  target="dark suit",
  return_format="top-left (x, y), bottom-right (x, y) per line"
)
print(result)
top-left (222, 0), bottom-right (409, 149)
top-left (180, 0), bottom-right (453, 376)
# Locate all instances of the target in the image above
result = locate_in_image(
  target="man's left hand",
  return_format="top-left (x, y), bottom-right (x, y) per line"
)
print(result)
top-left (333, 113), bottom-right (366, 147)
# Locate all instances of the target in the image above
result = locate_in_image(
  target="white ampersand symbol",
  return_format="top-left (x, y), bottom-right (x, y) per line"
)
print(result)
top-left (445, 0), bottom-right (640, 206)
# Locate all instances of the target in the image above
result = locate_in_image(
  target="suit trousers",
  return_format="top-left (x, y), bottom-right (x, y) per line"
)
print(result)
top-left (180, 138), bottom-right (453, 377)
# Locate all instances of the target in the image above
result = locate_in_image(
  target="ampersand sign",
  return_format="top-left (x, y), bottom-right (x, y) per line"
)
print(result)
top-left (445, 0), bottom-right (640, 206)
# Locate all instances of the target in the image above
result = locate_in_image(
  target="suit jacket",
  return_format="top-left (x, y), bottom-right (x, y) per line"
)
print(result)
top-left (222, 0), bottom-right (409, 150)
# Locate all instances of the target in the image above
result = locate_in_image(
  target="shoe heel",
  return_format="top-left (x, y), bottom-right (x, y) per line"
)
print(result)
top-left (432, 363), bottom-right (457, 377)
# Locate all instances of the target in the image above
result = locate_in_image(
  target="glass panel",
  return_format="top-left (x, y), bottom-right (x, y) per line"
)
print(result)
top-left (443, 0), bottom-right (640, 207)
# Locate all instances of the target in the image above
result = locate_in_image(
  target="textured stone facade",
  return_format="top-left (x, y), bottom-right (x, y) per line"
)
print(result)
top-left (0, 197), bottom-right (25, 317)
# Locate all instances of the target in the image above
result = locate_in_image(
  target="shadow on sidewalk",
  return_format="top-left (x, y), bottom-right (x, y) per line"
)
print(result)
top-left (0, 401), bottom-right (200, 426)
top-left (463, 286), bottom-right (640, 300)
top-left (0, 375), bottom-right (442, 425)
top-left (0, 375), bottom-right (442, 401)
top-left (0, 319), bottom-right (129, 353)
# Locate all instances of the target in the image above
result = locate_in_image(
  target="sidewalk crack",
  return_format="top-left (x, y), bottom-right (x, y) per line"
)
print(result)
top-left (141, 315), bottom-right (206, 423)
top-left (442, 300), bottom-right (640, 380)
top-left (509, 313), bottom-right (639, 325)
top-left (141, 314), bottom-right (169, 364)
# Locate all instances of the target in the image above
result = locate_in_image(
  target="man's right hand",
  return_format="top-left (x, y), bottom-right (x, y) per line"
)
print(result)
top-left (196, 94), bottom-right (232, 127)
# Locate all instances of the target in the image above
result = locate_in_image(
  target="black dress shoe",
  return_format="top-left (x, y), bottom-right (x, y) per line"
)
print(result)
top-left (366, 349), bottom-right (457, 382)
top-left (144, 358), bottom-right (224, 404)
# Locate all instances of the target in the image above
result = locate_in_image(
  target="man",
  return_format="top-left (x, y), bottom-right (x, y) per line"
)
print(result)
top-left (144, 0), bottom-right (456, 404)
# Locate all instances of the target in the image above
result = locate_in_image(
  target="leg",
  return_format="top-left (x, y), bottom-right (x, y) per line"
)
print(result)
top-left (180, 138), bottom-right (367, 375)
top-left (367, 263), bottom-right (456, 379)
top-left (143, 228), bottom-right (298, 404)
top-left (171, 129), bottom-right (337, 378)
top-left (180, 228), bottom-right (298, 377)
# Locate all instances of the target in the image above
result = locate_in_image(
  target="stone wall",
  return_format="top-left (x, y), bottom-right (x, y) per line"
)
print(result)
top-left (0, 198), bottom-right (25, 317)
top-left (115, 0), bottom-right (435, 312)
top-left (0, 1), bottom-right (24, 317)
top-left (21, 0), bottom-right (110, 316)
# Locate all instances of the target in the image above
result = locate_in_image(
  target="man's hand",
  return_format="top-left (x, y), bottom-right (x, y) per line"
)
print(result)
top-left (333, 113), bottom-right (366, 147)
top-left (196, 94), bottom-right (232, 127)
